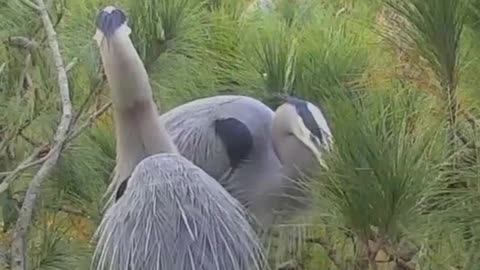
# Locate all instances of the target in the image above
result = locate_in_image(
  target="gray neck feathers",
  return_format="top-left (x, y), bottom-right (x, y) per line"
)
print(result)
top-left (98, 31), bottom-right (177, 186)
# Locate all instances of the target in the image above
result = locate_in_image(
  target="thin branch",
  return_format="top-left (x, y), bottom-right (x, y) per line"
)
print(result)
top-left (0, 100), bottom-right (111, 196)
top-left (306, 237), bottom-right (346, 270)
top-left (46, 205), bottom-right (87, 217)
top-left (72, 77), bottom-right (105, 125)
top-left (18, 131), bottom-right (41, 147)
top-left (10, 0), bottom-right (73, 268)
top-left (0, 145), bottom-right (48, 194)
top-left (65, 57), bottom-right (78, 73)
top-left (67, 101), bottom-right (112, 143)
top-left (19, 0), bottom-right (39, 11)
top-left (6, 36), bottom-right (38, 51)
top-left (0, 62), bottom-right (6, 77)
top-left (0, 119), bottom-right (35, 155)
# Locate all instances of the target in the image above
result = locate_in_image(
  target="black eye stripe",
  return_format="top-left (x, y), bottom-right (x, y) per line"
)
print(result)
top-left (286, 97), bottom-right (325, 145)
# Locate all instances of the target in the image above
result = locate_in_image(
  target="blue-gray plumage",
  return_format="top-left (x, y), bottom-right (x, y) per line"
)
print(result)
top-left (151, 94), bottom-right (333, 225)
top-left (95, 6), bottom-right (127, 38)
top-left (156, 96), bottom-right (284, 220)
top-left (93, 6), bottom-right (266, 270)
top-left (98, 6), bottom-right (334, 231)
top-left (94, 154), bottom-right (266, 270)
top-left (214, 118), bottom-right (253, 168)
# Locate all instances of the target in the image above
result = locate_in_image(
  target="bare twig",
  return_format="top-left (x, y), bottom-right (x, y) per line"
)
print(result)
top-left (65, 57), bottom-right (78, 73)
top-left (10, 0), bottom-right (73, 268)
top-left (67, 102), bottom-right (112, 143)
top-left (306, 237), bottom-right (346, 270)
top-left (276, 260), bottom-right (302, 270)
top-left (0, 119), bottom-right (35, 155)
top-left (0, 100), bottom-right (111, 195)
top-left (0, 62), bottom-right (6, 77)
top-left (0, 146), bottom-right (48, 194)
top-left (19, 0), bottom-right (39, 10)
top-left (6, 36), bottom-right (38, 51)
top-left (46, 205), bottom-right (87, 217)
top-left (19, 131), bottom-right (41, 147)
top-left (19, 53), bottom-right (33, 97)
top-left (72, 76), bottom-right (105, 125)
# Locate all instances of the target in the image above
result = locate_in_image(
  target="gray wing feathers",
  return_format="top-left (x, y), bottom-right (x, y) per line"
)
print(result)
top-left (214, 118), bottom-right (253, 168)
top-left (161, 97), bottom-right (232, 180)
top-left (93, 153), bottom-right (266, 270)
top-left (160, 95), bottom-right (274, 182)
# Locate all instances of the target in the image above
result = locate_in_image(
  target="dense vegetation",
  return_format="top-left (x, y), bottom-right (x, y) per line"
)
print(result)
top-left (1, 0), bottom-right (480, 269)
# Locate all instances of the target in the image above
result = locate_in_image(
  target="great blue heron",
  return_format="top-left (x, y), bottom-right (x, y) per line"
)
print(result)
top-left (160, 95), bottom-right (333, 224)
top-left (106, 78), bottom-right (332, 226)
top-left (102, 7), bottom-right (333, 228)
top-left (92, 6), bottom-right (266, 270)
top-left (109, 94), bottom-right (333, 226)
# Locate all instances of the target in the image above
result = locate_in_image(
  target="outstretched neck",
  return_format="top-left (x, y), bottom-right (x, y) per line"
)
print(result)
top-left (95, 13), bottom-right (176, 184)
top-left (99, 34), bottom-right (153, 110)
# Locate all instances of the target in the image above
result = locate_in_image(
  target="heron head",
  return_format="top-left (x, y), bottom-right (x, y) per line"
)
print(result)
top-left (93, 6), bottom-right (131, 46)
top-left (272, 97), bottom-right (332, 170)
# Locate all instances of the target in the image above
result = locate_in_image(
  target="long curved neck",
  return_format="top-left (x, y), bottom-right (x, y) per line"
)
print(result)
top-left (98, 31), bottom-right (177, 183)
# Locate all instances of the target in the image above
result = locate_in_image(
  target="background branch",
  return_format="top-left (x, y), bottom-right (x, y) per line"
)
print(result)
top-left (10, 0), bottom-right (73, 268)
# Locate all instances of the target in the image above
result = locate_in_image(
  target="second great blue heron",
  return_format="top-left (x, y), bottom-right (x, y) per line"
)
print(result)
top-left (110, 93), bottom-right (333, 227)
top-left (92, 6), bottom-right (266, 270)
top-left (160, 95), bottom-right (333, 225)
top-left (104, 67), bottom-right (333, 227)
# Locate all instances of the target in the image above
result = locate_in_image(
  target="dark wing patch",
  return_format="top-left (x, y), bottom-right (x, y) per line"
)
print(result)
top-left (115, 176), bottom-right (129, 201)
top-left (214, 118), bottom-right (253, 168)
top-left (96, 7), bottom-right (127, 37)
top-left (286, 97), bottom-right (324, 144)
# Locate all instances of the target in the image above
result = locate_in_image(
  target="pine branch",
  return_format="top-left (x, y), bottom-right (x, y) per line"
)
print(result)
top-left (0, 101), bottom-right (111, 195)
top-left (10, 0), bottom-right (73, 268)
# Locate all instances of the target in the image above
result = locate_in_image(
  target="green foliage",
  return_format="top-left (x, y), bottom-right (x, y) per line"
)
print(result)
top-left (46, 129), bottom-right (113, 224)
top-left (384, 0), bottom-right (465, 90)
top-left (27, 207), bottom-right (93, 270)
top-left (2, 0), bottom-right (480, 269)
top-left (317, 88), bottom-right (442, 240)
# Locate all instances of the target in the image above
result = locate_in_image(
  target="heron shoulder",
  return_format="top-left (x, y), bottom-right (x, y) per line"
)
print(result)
top-left (214, 118), bottom-right (254, 168)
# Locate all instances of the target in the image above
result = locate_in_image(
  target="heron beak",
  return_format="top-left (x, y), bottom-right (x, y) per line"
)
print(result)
top-left (93, 6), bottom-right (131, 46)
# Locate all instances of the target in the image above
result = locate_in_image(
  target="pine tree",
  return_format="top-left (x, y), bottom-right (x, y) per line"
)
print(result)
top-left (0, 0), bottom-right (479, 269)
